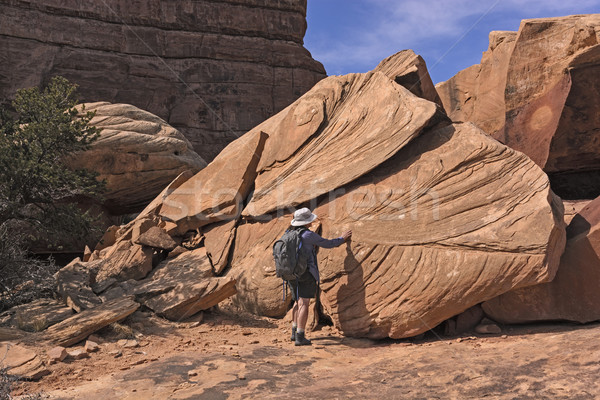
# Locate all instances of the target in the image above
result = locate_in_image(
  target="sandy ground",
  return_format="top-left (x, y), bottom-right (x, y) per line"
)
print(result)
top-left (11, 304), bottom-right (600, 400)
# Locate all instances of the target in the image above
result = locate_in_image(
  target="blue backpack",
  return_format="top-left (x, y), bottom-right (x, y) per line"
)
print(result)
top-left (273, 227), bottom-right (308, 281)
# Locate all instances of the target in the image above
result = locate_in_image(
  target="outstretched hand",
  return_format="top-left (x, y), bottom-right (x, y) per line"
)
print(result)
top-left (342, 230), bottom-right (352, 241)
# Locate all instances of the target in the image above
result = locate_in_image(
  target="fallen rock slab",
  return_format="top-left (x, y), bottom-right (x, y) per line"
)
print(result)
top-left (228, 216), bottom-right (294, 317)
top-left (203, 219), bottom-right (237, 275)
top-left (45, 296), bottom-right (140, 347)
top-left (314, 122), bottom-right (565, 339)
top-left (158, 129), bottom-right (268, 235)
top-left (0, 298), bottom-right (73, 332)
top-left (143, 277), bottom-right (237, 321)
top-left (97, 248), bottom-right (214, 304)
top-left (131, 248), bottom-right (214, 296)
top-left (135, 226), bottom-right (177, 251)
top-left (93, 242), bottom-right (154, 292)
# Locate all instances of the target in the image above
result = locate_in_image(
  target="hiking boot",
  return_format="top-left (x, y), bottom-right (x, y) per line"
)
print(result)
top-left (291, 327), bottom-right (296, 342)
top-left (295, 331), bottom-right (311, 346)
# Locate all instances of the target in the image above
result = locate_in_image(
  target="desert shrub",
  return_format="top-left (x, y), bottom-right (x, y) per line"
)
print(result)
top-left (0, 76), bottom-right (103, 311)
top-left (0, 226), bottom-right (58, 312)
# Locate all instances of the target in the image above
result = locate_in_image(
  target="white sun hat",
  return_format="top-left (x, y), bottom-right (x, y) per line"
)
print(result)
top-left (291, 207), bottom-right (317, 226)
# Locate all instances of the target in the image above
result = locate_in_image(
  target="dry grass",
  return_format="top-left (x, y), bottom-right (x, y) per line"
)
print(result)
top-left (106, 322), bottom-right (135, 339)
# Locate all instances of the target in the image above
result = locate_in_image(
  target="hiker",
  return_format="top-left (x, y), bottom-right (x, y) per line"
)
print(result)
top-left (287, 207), bottom-right (352, 346)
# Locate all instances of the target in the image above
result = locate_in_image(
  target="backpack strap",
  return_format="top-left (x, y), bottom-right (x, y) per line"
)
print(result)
top-left (283, 279), bottom-right (286, 301)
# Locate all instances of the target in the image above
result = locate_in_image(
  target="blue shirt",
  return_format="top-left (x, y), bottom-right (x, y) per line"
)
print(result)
top-left (299, 230), bottom-right (345, 283)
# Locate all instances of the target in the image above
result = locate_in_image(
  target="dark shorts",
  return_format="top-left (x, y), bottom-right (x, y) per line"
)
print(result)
top-left (288, 271), bottom-right (317, 300)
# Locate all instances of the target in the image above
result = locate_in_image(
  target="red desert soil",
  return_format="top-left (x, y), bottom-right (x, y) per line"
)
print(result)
top-left (13, 301), bottom-right (600, 399)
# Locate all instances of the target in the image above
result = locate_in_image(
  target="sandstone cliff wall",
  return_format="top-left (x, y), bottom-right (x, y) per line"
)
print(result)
top-left (0, 0), bottom-right (326, 161)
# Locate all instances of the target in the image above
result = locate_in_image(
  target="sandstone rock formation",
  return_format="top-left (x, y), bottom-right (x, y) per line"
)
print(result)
top-left (43, 49), bottom-right (565, 340)
top-left (135, 226), bottom-right (177, 251)
top-left (313, 122), bottom-right (565, 338)
top-left (66, 102), bottom-right (206, 213)
top-left (0, 0), bottom-right (326, 161)
top-left (228, 216), bottom-right (294, 317)
top-left (436, 15), bottom-right (600, 199)
top-left (483, 196), bottom-right (600, 324)
top-left (436, 30), bottom-right (516, 136)
top-left (204, 219), bottom-right (237, 275)
top-left (55, 259), bottom-right (102, 312)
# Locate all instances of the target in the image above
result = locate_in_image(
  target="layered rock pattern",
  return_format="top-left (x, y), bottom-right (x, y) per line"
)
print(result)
top-left (243, 68), bottom-right (441, 217)
top-left (66, 102), bottom-right (206, 213)
top-left (436, 15), bottom-right (600, 199)
top-left (483, 196), bottom-right (600, 324)
top-left (0, 0), bottom-right (325, 161)
top-left (314, 123), bottom-right (565, 338)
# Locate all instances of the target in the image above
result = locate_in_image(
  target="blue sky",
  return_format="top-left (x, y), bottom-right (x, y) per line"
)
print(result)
top-left (304, 0), bottom-right (600, 84)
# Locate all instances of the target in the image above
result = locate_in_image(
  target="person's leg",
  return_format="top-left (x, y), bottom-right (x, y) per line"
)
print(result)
top-left (297, 297), bottom-right (310, 331)
top-left (291, 301), bottom-right (298, 341)
top-left (289, 280), bottom-right (299, 341)
top-left (292, 301), bottom-right (298, 324)
top-left (295, 297), bottom-right (311, 346)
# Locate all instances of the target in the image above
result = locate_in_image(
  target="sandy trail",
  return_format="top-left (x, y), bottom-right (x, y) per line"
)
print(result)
top-left (13, 308), bottom-right (600, 399)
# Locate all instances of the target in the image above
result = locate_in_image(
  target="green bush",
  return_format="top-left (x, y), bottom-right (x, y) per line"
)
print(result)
top-left (0, 76), bottom-right (105, 311)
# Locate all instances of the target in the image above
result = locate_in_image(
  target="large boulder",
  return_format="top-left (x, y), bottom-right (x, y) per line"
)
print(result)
top-left (66, 102), bottom-right (206, 213)
top-left (436, 15), bottom-right (600, 199)
top-left (0, 0), bottom-right (325, 162)
top-left (483, 196), bottom-right (600, 324)
top-left (312, 122), bottom-right (565, 338)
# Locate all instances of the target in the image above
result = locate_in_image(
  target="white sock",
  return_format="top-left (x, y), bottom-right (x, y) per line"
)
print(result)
top-left (292, 322), bottom-right (297, 329)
